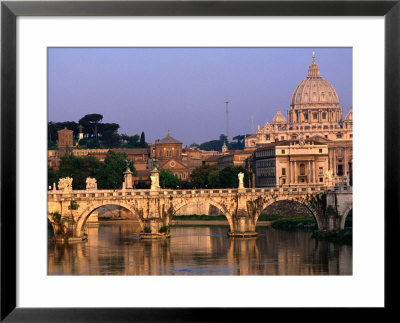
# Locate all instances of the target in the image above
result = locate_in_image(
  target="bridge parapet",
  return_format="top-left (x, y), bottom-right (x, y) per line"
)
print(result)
top-left (48, 185), bottom-right (329, 201)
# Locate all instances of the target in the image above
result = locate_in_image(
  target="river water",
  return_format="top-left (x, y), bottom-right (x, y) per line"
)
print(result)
top-left (48, 223), bottom-right (352, 275)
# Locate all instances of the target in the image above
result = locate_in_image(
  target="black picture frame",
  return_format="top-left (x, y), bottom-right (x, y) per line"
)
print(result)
top-left (1, 1), bottom-right (399, 321)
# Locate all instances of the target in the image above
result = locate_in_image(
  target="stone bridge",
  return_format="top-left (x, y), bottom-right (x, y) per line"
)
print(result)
top-left (48, 185), bottom-right (352, 243)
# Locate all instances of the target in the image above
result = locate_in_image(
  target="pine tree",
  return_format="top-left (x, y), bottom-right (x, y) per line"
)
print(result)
top-left (140, 131), bottom-right (146, 148)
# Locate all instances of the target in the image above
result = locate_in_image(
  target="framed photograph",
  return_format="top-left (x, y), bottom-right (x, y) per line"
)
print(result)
top-left (1, 0), bottom-right (398, 321)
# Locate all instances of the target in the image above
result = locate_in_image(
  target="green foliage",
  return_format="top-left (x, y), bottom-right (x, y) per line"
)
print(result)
top-left (79, 114), bottom-right (103, 138)
top-left (190, 165), bottom-right (248, 189)
top-left (48, 166), bottom-right (59, 188)
top-left (135, 180), bottom-right (150, 189)
top-left (52, 212), bottom-right (62, 223)
top-left (140, 132), bottom-right (147, 148)
top-left (57, 155), bottom-right (102, 189)
top-left (219, 165), bottom-right (248, 188)
top-left (48, 121), bottom-right (80, 144)
top-left (207, 168), bottom-right (221, 188)
top-left (52, 151), bottom-right (136, 190)
top-left (312, 229), bottom-right (352, 245)
top-left (271, 216), bottom-right (316, 231)
top-left (159, 169), bottom-right (180, 189)
top-left (95, 151), bottom-right (136, 189)
top-left (190, 165), bottom-right (219, 188)
top-left (86, 138), bottom-right (101, 149)
top-left (143, 227), bottom-right (151, 233)
top-left (120, 134), bottom-right (139, 148)
top-left (199, 139), bottom-right (224, 152)
top-left (172, 215), bottom-right (226, 221)
top-left (98, 123), bottom-right (121, 147)
top-left (68, 200), bottom-right (80, 210)
top-left (158, 225), bottom-right (170, 233)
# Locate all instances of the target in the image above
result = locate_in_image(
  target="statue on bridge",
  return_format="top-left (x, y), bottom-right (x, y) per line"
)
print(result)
top-left (238, 172), bottom-right (244, 189)
top-left (58, 177), bottom-right (73, 192)
top-left (150, 169), bottom-right (160, 190)
top-left (85, 177), bottom-right (97, 190)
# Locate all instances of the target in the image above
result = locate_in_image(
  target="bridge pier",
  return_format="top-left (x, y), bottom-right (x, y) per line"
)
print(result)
top-left (315, 189), bottom-right (353, 231)
top-left (227, 196), bottom-right (258, 238)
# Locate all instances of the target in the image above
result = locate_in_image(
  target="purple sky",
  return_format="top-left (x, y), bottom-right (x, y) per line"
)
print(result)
top-left (48, 47), bottom-right (352, 146)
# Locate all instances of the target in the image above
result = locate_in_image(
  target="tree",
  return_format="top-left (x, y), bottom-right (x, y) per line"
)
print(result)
top-left (229, 135), bottom-right (246, 150)
top-left (95, 151), bottom-right (136, 189)
top-left (219, 134), bottom-right (228, 144)
top-left (159, 169), bottom-right (180, 189)
top-left (86, 138), bottom-right (100, 149)
top-left (135, 180), bottom-right (150, 189)
top-left (48, 166), bottom-right (59, 188)
top-left (219, 165), bottom-right (248, 188)
top-left (140, 132), bottom-right (146, 148)
top-left (78, 114), bottom-right (103, 139)
top-left (199, 134), bottom-right (229, 152)
top-left (199, 140), bottom-right (223, 152)
top-left (98, 123), bottom-right (120, 147)
top-left (207, 168), bottom-right (221, 188)
top-left (190, 165), bottom-right (219, 188)
top-left (57, 155), bottom-right (102, 190)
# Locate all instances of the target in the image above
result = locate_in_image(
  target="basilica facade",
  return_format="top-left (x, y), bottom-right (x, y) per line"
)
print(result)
top-left (245, 54), bottom-right (352, 148)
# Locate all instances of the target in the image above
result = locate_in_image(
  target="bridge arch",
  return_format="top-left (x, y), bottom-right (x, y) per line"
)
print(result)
top-left (171, 198), bottom-right (234, 231)
top-left (339, 205), bottom-right (353, 230)
top-left (257, 195), bottom-right (322, 230)
top-left (76, 200), bottom-right (144, 237)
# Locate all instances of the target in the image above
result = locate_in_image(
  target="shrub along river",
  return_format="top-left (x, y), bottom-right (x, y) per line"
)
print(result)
top-left (48, 216), bottom-right (352, 275)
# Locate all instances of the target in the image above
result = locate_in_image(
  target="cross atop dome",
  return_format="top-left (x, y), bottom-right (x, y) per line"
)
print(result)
top-left (308, 52), bottom-right (321, 77)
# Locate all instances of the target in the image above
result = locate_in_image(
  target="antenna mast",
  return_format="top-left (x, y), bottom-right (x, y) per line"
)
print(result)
top-left (225, 101), bottom-right (230, 142)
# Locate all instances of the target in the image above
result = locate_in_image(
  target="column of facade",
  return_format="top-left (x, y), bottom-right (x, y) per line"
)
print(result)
top-left (308, 160), bottom-right (311, 184)
top-left (312, 160), bottom-right (316, 184)
top-left (293, 161), bottom-right (297, 184)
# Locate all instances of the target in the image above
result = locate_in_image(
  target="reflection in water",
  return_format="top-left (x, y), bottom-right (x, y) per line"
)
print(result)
top-left (48, 224), bottom-right (352, 275)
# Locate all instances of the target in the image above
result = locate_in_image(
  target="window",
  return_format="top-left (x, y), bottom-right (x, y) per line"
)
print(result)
top-left (319, 149), bottom-right (323, 153)
top-left (292, 135), bottom-right (297, 140)
top-left (322, 112), bottom-right (326, 119)
top-left (313, 113), bottom-right (318, 119)
top-left (300, 164), bottom-right (305, 175)
top-left (319, 167), bottom-right (323, 175)
top-left (336, 133), bottom-right (342, 138)
top-left (266, 134), bottom-right (270, 141)
top-left (337, 165), bottom-right (344, 176)
top-left (281, 149), bottom-right (285, 154)
top-left (306, 136), bottom-right (309, 139)
top-left (282, 168), bottom-right (286, 175)
top-left (281, 136), bottom-right (284, 141)
top-left (282, 178), bottom-right (286, 184)
top-left (319, 177), bottom-right (323, 183)
top-left (324, 135), bottom-right (328, 139)
top-left (350, 134), bottom-right (353, 138)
